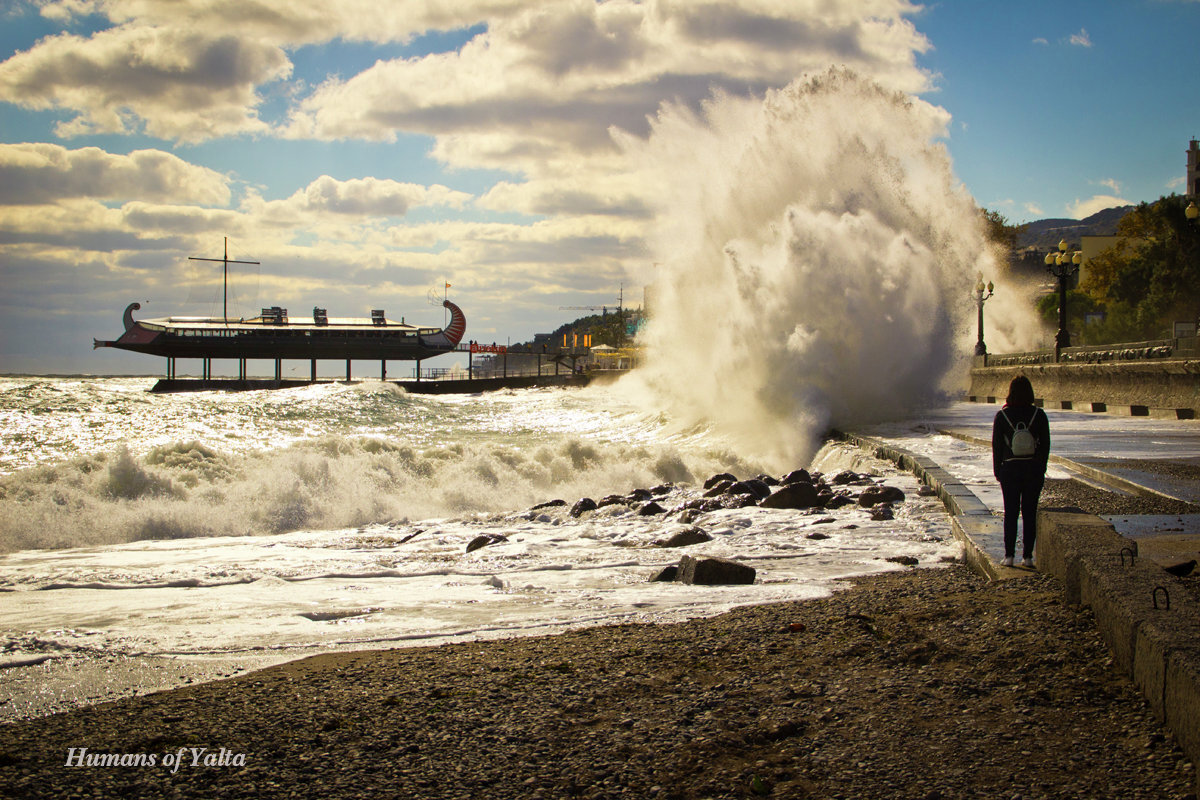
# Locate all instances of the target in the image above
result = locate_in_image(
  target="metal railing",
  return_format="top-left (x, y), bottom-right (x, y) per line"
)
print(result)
top-left (982, 336), bottom-right (1197, 367)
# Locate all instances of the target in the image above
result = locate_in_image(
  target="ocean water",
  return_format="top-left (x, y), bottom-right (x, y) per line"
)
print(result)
top-left (0, 376), bottom-right (957, 706)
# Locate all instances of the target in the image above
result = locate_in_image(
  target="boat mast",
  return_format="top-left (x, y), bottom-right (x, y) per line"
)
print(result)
top-left (189, 237), bottom-right (260, 323)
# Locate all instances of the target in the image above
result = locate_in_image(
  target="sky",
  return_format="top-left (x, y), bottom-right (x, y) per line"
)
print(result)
top-left (0, 0), bottom-right (1197, 375)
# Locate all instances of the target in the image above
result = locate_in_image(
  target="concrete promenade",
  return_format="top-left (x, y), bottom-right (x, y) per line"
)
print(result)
top-left (844, 401), bottom-right (1200, 784)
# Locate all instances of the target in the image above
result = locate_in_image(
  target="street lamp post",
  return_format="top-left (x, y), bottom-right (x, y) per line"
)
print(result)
top-left (1045, 239), bottom-right (1082, 359)
top-left (974, 274), bottom-right (994, 357)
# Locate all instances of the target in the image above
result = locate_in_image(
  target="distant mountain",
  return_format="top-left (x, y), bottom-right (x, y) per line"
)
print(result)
top-left (1016, 205), bottom-right (1133, 250)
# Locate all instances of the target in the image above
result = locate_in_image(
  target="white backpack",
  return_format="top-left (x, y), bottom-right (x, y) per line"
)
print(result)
top-left (1000, 408), bottom-right (1039, 458)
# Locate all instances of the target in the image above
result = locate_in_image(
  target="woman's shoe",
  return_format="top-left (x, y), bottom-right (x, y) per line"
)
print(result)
top-left (1022, 557), bottom-right (1034, 568)
top-left (1002, 556), bottom-right (1014, 567)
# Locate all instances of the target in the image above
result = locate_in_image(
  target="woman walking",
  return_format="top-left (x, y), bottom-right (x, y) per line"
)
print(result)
top-left (992, 375), bottom-right (1050, 567)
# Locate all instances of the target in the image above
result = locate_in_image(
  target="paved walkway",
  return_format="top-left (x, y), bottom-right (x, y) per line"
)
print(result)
top-left (848, 402), bottom-right (1200, 575)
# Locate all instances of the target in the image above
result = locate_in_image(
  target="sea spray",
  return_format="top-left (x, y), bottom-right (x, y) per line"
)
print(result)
top-left (624, 68), bottom-right (1042, 469)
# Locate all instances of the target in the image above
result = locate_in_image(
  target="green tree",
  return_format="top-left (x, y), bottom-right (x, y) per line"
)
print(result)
top-left (980, 208), bottom-right (1024, 253)
top-left (1080, 194), bottom-right (1200, 341)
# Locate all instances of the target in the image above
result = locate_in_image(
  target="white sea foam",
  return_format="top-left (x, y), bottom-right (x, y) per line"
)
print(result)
top-left (624, 68), bottom-right (1043, 470)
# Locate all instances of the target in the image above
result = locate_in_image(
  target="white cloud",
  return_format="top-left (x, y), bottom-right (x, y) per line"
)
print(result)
top-left (1066, 194), bottom-right (1128, 219)
top-left (1098, 177), bottom-right (1121, 194)
top-left (1069, 28), bottom-right (1092, 47)
top-left (1024, 202), bottom-right (1044, 217)
top-left (1032, 37), bottom-right (1049, 46)
top-left (0, 143), bottom-right (231, 205)
top-left (1167, 176), bottom-right (1185, 190)
top-left (0, 25), bottom-right (291, 141)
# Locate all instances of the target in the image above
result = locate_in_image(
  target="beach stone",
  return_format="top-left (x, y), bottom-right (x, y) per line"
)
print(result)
top-left (806, 531), bottom-right (831, 540)
top-left (637, 501), bottom-right (666, 516)
top-left (649, 483), bottom-right (674, 495)
top-left (830, 470), bottom-right (862, 485)
top-left (677, 554), bottom-right (756, 586)
top-left (649, 565), bottom-right (679, 582)
top-left (824, 494), bottom-right (854, 510)
top-left (870, 503), bottom-right (895, 521)
top-left (627, 488), bottom-right (653, 502)
top-left (720, 493), bottom-right (758, 509)
top-left (570, 498), bottom-right (598, 517)
top-left (754, 474), bottom-right (780, 486)
top-left (466, 533), bottom-right (507, 553)
top-left (857, 485), bottom-right (906, 506)
top-left (781, 469), bottom-right (812, 485)
top-left (704, 480), bottom-right (734, 497)
top-left (887, 555), bottom-right (919, 566)
top-left (531, 499), bottom-right (566, 510)
top-left (759, 482), bottom-right (820, 509)
top-left (728, 480), bottom-right (771, 500)
top-left (704, 472), bottom-right (738, 489)
top-left (677, 509), bottom-right (702, 524)
top-left (655, 528), bottom-right (712, 548)
top-left (597, 494), bottom-right (627, 508)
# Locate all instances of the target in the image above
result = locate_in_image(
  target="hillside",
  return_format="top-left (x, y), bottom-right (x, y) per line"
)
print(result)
top-left (1016, 205), bottom-right (1132, 250)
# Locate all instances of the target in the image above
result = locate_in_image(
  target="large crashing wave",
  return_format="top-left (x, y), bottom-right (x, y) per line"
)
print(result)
top-left (624, 68), bottom-right (1041, 470)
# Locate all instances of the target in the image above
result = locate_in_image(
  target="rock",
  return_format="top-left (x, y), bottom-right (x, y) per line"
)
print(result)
top-left (886, 555), bottom-right (919, 566)
top-left (727, 480), bottom-right (770, 500)
top-left (677, 508), bottom-right (702, 524)
top-left (531, 499), bottom-right (566, 510)
top-left (857, 485), bottom-right (906, 506)
top-left (703, 480), bottom-right (734, 498)
top-left (806, 531), bottom-right (831, 540)
top-left (626, 488), bottom-right (653, 502)
top-left (649, 484), bottom-right (674, 495)
top-left (870, 503), bottom-right (895, 521)
top-left (677, 554), bottom-right (756, 586)
top-left (824, 494), bottom-right (854, 509)
top-left (596, 494), bottom-right (627, 508)
top-left (654, 528), bottom-right (712, 548)
top-left (830, 470), bottom-right (862, 485)
top-left (719, 493), bottom-right (758, 509)
top-left (637, 501), bottom-right (666, 516)
top-left (759, 482), bottom-right (820, 509)
top-left (704, 472), bottom-right (738, 489)
top-left (754, 474), bottom-right (780, 486)
top-left (465, 533), bottom-right (507, 553)
top-left (917, 485), bottom-right (938, 497)
top-left (780, 469), bottom-right (812, 485)
top-left (569, 498), bottom-right (598, 518)
top-left (648, 565), bottom-right (678, 582)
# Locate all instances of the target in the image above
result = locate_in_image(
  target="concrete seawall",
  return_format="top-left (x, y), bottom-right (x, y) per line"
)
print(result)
top-left (968, 359), bottom-right (1200, 419)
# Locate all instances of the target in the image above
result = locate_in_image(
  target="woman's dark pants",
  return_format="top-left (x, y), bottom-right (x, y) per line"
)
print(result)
top-left (999, 467), bottom-right (1043, 559)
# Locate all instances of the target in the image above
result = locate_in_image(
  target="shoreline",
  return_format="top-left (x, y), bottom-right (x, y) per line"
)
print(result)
top-left (2, 564), bottom-right (1195, 799)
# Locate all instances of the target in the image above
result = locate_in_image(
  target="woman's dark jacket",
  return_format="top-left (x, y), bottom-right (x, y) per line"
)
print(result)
top-left (991, 404), bottom-right (1050, 481)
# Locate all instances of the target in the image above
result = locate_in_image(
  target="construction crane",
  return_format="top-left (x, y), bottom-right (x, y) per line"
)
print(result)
top-left (559, 286), bottom-right (624, 317)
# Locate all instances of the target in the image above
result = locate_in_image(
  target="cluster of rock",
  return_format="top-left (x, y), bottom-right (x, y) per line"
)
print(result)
top-left (466, 468), bottom-right (917, 586)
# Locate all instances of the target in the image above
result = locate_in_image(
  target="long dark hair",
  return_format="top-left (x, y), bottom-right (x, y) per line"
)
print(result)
top-left (1006, 375), bottom-right (1035, 407)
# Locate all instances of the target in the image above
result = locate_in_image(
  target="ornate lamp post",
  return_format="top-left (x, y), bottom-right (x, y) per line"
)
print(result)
top-left (973, 274), bottom-right (994, 357)
top-left (1045, 239), bottom-right (1081, 357)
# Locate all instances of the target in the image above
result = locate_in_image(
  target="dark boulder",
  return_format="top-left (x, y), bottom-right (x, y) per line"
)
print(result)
top-left (704, 472), bottom-right (738, 489)
top-left (569, 497), bottom-right (598, 518)
top-left (754, 474), bottom-right (780, 486)
top-left (703, 480), bottom-right (734, 498)
top-left (649, 565), bottom-right (679, 582)
top-left (806, 531), bottom-right (831, 540)
top-left (677, 554), bottom-right (756, 586)
top-left (649, 484), bottom-right (674, 495)
top-left (677, 508), bottom-right (703, 525)
top-left (654, 527), bottom-right (713, 548)
top-left (731, 479), bottom-right (772, 499)
top-left (870, 503), bottom-right (895, 521)
top-left (780, 469), bottom-right (812, 485)
top-left (759, 482), bottom-right (820, 509)
top-left (597, 494), bottom-right (627, 508)
top-left (719, 493), bottom-right (758, 509)
top-left (465, 533), bottom-right (508, 553)
top-left (637, 501), bottom-right (667, 516)
top-left (886, 555), bottom-right (919, 566)
top-left (824, 494), bottom-right (854, 510)
top-left (857, 485), bottom-right (906, 507)
top-left (626, 488), bottom-right (653, 502)
top-left (830, 470), bottom-right (861, 485)
top-left (531, 499), bottom-right (566, 510)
